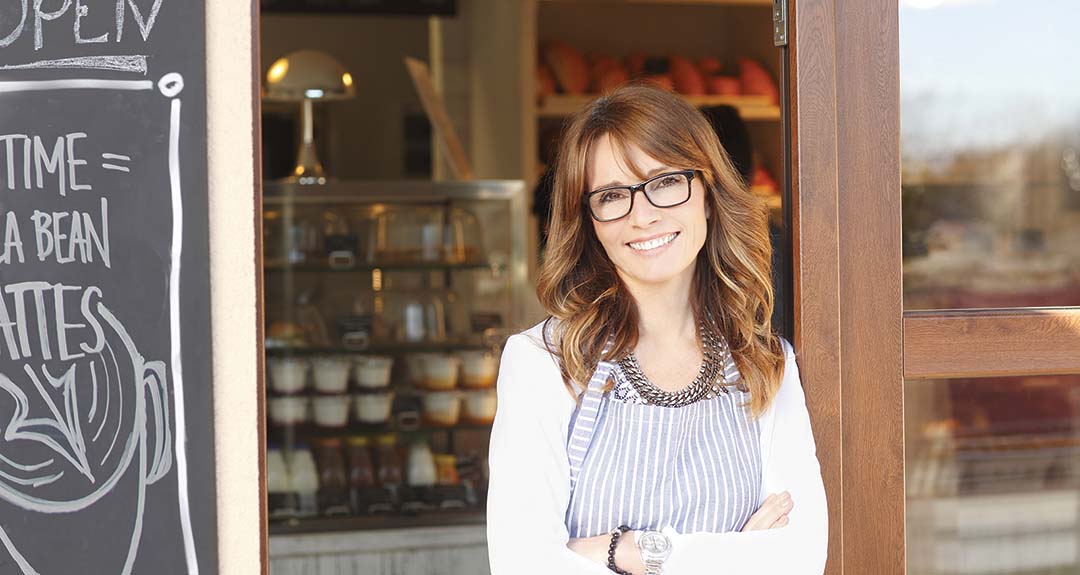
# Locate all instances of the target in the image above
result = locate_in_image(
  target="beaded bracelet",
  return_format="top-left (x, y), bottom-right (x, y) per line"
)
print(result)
top-left (607, 525), bottom-right (632, 575)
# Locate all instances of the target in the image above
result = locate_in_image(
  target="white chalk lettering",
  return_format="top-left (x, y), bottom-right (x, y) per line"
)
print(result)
top-left (33, 135), bottom-right (66, 196)
top-left (0, 133), bottom-right (93, 196)
top-left (0, 0), bottom-right (28, 48)
top-left (74, 0), bottom-right (107, 44)
top-left (33, 0), bottom-right (73, 51)
top-left (30, 198), bottom-right (109, 268)
top-left (0, 282), bottom-right (106, 361)
top-left (1, 212), bottom-right (25, 265)
top-left (65, 132), bottom-right (90, 192)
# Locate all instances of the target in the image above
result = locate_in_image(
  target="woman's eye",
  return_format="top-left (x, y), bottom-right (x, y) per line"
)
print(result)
top-left (656, 176), bottom-right (679, 188)
top-left (600, 190), bottom-right (627, 204)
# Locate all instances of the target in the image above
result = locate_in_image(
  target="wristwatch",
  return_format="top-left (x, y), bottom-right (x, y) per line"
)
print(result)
top-left (636, 530), bottom-right (672, 575)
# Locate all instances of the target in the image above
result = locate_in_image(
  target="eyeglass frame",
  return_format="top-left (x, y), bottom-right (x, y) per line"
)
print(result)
top-left (582, 169), bottom-right (697, 222)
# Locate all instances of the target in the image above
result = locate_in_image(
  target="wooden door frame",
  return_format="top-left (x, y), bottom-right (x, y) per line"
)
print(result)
top-left (788, 0), bottom-right (906, 572)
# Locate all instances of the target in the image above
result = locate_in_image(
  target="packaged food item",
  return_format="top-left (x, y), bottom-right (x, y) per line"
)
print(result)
top-left (353, 355), bottom-right (393, 389)
top-left (311, 356), bottom-right (350, 393)
top-left (434, 454), bottom-right (459, 486)
top-left (422, 390), bottom-right (462, 426)
top-left (269, 396), bottom-right (309, 427)
top-left (353, 391), bottom-right (395, 425)
top-left (312, 395), bottom-right (350, 428)
top-left (420, 354), bottom-right (461, 390)
top-left (458, 350), bottom-right (498, 389)
top-left (313, 438), bottom-right (350, 515)
top-left (290, 447), bottom-right (319, 516)
top-left (462, 389), bottom-right (497, 425)
top-left (268, 357), bottom-right (308, 394)
top-left (407, 440), bottom-right (438, 488)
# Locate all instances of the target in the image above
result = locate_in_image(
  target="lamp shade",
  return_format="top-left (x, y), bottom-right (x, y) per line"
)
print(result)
top-left (264, 50), bottom-right (355, 102)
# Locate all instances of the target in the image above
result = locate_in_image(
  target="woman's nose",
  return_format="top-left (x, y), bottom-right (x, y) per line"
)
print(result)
top-left (628, 189), bottom-right (661, 226)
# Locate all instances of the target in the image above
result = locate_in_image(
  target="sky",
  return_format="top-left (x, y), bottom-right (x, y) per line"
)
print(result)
top-left (900, 0), bottom-right (1080, 159)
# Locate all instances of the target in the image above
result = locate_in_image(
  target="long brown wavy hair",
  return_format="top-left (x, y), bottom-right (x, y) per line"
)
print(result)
top-left (536, 83), bottom-right (784, 418)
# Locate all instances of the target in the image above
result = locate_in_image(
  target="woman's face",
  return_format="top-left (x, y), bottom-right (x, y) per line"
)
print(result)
top-left (586, 134), bottom-right (708, 290)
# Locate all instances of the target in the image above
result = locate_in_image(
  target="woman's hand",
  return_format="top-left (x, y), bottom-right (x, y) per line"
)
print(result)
top-left (567, 531), bottom-right (645, 574)
top-left (741, 491), bottom-right (794, 531)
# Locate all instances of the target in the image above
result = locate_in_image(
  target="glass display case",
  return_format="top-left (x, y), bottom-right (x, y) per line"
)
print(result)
top-left (262, 180), bottom-right (528, 533)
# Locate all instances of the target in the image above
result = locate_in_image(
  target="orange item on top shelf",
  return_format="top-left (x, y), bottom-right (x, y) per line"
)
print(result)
top-left (707, 75), bottom-right (742, 96)
top-left (738, 58), bottom-right (779, 105)
top-left (589, 54), bottom-right (629, 93)
top-left (670, 56), bottom-right (706, 96)
top-left (536, 64), bottom-right (556, 99)
top-left (642, 74), bottom-right (674, 92)
top-left (542, 41), bottom-right (589, 94)
top-left (752, 166), bottom-right (779, 192)
top-left (697, 57), bottom-right (723, 77)
top-left (625, 53), bottom-right (646, 77)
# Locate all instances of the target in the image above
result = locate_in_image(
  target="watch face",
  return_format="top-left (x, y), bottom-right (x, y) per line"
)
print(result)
top-left (641, 532), bottom-right (671, 554)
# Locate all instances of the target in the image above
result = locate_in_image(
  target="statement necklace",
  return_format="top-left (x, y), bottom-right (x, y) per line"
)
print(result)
top-left (617, 328), bottom-right (730, 407)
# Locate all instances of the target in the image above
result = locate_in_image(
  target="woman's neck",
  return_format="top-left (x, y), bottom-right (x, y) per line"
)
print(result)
top-left (623, 269), bottom-right (698, 348)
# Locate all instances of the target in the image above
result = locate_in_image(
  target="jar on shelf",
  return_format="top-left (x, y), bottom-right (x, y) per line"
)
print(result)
top-left (379, 291), bottom-right (447, 343)
top-left (444, 207), bottom-right (484, 264)
top-left (312, 394), bottom-right (350, 428)
top-left (422, 390), bottom-right (462, 426)
top-left (353, 390), bottom-right (395, 425)
top-left (372, 205), bottom-right (446, 264)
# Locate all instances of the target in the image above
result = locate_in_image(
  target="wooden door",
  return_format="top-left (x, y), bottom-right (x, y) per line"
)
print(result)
top-left (787, 0), bottom-right (1080, 573)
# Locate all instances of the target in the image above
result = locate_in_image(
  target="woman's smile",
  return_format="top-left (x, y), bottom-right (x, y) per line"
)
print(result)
top-left (627, 231), bottom-right (680, 253)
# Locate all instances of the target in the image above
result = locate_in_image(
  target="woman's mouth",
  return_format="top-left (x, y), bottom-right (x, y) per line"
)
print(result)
top-left (627, 232), bottom-right (679, 252)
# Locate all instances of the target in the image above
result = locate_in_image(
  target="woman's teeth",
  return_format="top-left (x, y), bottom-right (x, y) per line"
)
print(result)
top-left (628, 232), bottom-right (678, 251)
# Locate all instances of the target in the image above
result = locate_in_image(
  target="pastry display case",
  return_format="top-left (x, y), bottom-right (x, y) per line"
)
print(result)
top-left (262, 179), bottom-right (528, 533)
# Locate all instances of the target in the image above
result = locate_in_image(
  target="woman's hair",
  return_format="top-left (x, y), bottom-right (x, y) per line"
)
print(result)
top-left (536, 83), bottom-right (784, 418)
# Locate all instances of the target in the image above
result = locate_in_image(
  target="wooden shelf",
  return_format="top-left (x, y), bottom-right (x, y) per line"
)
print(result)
top-left (538, 0), bottom-right (771, 6)
top-left (538, 94), bottom-right (780, 121)
top-left (269, 508), bottom-right (487, 535)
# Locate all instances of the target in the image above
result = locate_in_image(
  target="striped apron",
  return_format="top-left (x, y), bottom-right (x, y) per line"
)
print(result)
top-left (564, 349), bottom-right (761, 538)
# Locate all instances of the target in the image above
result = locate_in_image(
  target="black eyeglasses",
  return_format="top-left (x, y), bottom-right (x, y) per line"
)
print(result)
top-left (583, 170), bottom-right (695, 222)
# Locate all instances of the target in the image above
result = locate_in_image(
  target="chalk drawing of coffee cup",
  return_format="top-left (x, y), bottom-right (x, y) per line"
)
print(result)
top-left (0, 301), bottom-right (173, 575)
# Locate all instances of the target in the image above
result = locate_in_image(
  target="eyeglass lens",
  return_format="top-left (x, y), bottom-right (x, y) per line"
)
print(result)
top-left (589, 172), bottom-right (691, 222)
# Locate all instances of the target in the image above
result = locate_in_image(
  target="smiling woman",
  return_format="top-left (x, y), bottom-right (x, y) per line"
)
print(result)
top-left (486, 84), bottom-right (828, 575)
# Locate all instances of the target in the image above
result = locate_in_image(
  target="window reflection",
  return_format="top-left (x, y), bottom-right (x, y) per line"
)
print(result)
top-left (905, 375), bottom-right (1080, 574)
top-left (901, 0), bottom-right (1080, 310)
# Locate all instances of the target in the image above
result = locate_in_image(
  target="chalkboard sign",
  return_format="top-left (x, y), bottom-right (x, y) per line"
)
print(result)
top-left (0, 2), bottom-right (217, 574)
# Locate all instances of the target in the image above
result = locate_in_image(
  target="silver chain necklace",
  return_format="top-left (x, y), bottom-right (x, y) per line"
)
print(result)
top-left (617, 328), bottom-right (730, 407)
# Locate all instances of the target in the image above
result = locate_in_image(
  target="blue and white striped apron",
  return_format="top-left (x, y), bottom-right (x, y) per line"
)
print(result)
top-left (564, 345), bottom-right (761, 538)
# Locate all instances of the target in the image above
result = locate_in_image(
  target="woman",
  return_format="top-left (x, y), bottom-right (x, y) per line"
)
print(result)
top-left (486, 84), bottom-right (827, 575)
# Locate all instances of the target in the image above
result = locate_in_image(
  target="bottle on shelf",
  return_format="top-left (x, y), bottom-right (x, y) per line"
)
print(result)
top-left (267, 448), bottom-right (298, 518)
top-left (373, 433), bottom-right (404, 504)
top-left (290, 447), bottom-right (320, 517)
top-left (313, 438), bottom-right (351, 516)
top-left (407, 439), bottom-right (438, 488)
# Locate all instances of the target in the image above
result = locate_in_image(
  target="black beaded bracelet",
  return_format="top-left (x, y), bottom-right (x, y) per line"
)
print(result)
top-left (607, 525), bottom-right (632, 575)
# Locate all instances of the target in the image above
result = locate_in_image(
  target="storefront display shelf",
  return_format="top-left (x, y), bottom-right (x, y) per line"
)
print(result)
top-left (269, 509), bottom-right (487, 535)
top-left (265, 342), bottom-right (495, 356)
top-left (264, 261), bottom-right (494, 272)
top-left (538, 93), bottom-right (780, 121)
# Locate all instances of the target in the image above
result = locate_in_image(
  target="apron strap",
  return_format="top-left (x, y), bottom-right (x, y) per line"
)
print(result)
top-left (567, 336), bottom-right (615, 489)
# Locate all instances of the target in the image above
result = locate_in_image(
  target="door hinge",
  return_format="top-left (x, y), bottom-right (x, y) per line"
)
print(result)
top-left (773, 0), bottom-right (789, 46)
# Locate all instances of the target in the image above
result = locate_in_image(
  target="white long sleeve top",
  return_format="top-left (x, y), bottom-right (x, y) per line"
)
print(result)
top-left (486, 321), bottom-right (828, 574)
